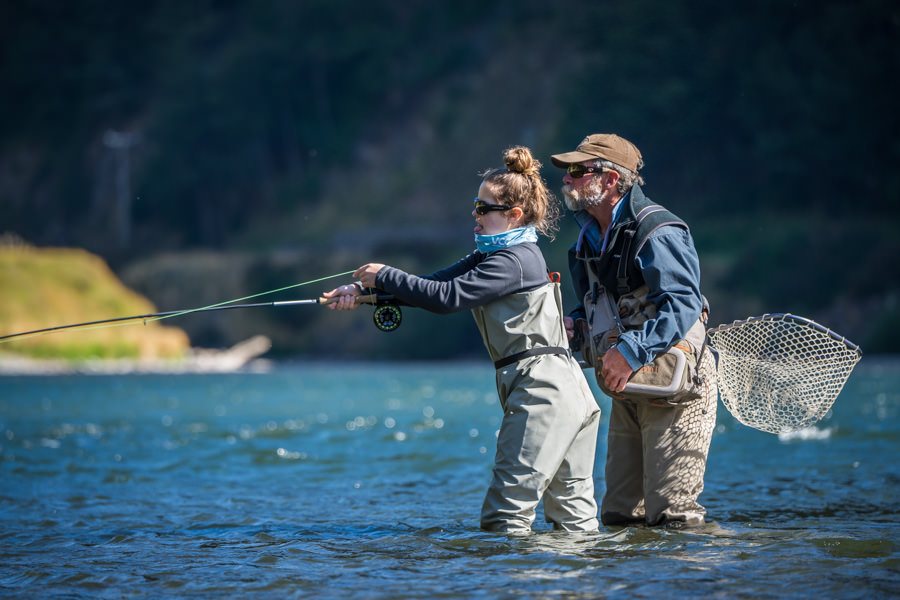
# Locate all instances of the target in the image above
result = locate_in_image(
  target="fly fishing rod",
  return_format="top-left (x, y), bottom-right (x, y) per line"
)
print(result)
top-left (0, 293), bottom-right (403, 344)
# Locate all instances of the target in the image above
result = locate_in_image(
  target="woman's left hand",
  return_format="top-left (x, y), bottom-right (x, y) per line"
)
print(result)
top-left (354, 263), bottom-right (386, 289)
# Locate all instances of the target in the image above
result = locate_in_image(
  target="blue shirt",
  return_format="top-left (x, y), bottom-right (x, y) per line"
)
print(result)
top-left (569, 191), bottom-right (704, 370)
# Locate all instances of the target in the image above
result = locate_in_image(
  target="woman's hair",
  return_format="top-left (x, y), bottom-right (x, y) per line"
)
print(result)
top-left (481, 146), bottom-right (559, 239)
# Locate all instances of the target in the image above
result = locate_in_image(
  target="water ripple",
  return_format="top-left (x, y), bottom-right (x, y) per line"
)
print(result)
top-left (1, 363), bottom-right (899, 598)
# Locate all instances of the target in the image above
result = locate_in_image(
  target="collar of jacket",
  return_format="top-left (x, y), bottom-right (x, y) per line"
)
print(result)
top-left (573, 185), bottom-right (647, 254)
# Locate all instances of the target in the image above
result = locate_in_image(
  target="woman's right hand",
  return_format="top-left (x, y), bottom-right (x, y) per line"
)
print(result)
top-left (321, 284), bottom-right (362, 311)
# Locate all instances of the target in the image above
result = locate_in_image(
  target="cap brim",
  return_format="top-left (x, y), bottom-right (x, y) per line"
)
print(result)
top-left (550, 150), bottom-right (598, 168)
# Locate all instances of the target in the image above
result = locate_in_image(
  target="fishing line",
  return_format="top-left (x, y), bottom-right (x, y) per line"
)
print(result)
top-left (147, 270), bottom-right (357, 323)
top-left (0, 269), bottom-right (358, 344)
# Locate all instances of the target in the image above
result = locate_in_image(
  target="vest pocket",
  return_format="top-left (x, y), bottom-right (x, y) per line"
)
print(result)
top-left (597, 341), bottom-right (704, 406)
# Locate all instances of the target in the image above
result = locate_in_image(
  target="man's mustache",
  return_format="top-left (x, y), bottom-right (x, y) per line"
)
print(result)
top-left (561, 184), bottom-right (602, 211)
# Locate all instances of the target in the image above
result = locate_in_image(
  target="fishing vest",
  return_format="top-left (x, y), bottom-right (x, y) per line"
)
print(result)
top-left (574, 185), bottom-right (688, 301)
top-left (470, 281), bottom-right (570, 370)
top-left (574, 187), bottom-right (709, 403)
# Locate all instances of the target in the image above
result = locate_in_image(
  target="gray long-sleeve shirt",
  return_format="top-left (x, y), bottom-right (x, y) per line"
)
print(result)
top-left (374, 243), bottom-right (550, 314)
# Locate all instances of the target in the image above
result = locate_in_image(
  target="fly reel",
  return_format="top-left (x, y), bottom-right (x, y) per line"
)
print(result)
top-left (373, 303), bottom-right (402, 332)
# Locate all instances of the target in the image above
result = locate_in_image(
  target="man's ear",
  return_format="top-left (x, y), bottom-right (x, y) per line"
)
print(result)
top-left (604, 169), bottom-right (620, 190)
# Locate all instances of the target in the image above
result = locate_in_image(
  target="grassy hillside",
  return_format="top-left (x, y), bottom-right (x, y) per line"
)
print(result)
top-left (0, 244), bottom-right (189, 360)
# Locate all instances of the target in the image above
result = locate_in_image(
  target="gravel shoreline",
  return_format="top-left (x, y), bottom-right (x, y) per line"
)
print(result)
top-left (0, 335), bottom-right (272, 375)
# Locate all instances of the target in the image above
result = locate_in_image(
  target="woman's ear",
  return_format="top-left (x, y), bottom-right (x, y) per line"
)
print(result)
top-left (507, 206), bottom-right (525, 226)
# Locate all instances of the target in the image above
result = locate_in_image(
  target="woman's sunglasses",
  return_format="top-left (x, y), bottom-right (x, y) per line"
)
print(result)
top-left (566, 164), bottom-right (606, 178)
top-left (474, 199), bottom-right (513, 216)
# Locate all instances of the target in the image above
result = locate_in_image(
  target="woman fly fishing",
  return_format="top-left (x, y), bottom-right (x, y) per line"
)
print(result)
top-left (322, 146), bottom-right (601, 533)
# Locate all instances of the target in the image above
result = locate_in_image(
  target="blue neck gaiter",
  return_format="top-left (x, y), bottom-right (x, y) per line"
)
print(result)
top-left (474, 226), bottom-right (538, 253)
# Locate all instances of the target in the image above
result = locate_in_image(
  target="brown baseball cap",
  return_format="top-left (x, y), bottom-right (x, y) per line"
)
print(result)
top-left (551, 133), bottom-right (642, 173)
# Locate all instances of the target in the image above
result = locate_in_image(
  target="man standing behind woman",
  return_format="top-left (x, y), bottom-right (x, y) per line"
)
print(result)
top-left (551, 133), bottom-right (718, 528)
top-left (323, 146), bottom-right (601, 534)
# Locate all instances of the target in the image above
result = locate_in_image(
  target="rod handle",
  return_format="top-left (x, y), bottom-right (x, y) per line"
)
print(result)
top-left (318, 294), bottom-right (378, 305)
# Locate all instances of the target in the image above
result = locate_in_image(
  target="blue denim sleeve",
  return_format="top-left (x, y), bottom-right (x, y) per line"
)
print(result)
top-left (615, 227), bottom-right (704, 368)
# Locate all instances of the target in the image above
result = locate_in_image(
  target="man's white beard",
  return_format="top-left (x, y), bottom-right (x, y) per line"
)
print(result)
top-left (561, 179), bottom-right (606, 212)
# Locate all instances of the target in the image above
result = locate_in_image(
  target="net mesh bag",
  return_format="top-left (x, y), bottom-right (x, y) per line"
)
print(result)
top-left (706, 313), bottom-right (862, 434)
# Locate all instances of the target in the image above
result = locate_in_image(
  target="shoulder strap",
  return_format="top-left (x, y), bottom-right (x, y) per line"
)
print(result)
top-left (615, 203), bottom-right (687, 295)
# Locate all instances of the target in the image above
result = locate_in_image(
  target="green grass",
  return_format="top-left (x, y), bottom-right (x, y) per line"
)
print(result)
top-left (0, 245), bottom-right (189, 360)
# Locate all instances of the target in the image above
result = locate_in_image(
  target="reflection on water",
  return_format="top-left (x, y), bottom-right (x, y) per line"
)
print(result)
top-left (1, 359), bottom-right (899, 598)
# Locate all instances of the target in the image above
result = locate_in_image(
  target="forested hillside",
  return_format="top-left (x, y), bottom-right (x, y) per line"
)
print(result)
top-left (2, 0), bottom-right (898, 356)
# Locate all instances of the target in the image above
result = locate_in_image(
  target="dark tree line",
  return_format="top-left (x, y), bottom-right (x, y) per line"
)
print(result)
top-left (1, 0), bottom-right (898, 353)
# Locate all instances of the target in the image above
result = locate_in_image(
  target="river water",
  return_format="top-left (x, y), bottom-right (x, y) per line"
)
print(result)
top-left (1, 359), bottom-right (898, 598)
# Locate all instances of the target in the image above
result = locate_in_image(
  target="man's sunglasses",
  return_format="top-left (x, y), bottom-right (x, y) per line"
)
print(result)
top-left (474, 199), bottom-right (513, 216)
top-left (566, 164), bottom-right (606, 178)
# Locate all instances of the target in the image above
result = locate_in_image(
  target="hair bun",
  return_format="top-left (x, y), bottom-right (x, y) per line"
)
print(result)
top-left (503, 146), bottom-right (541, 177)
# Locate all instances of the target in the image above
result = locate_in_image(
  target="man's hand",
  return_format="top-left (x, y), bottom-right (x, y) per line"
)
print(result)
top-left (600, 346), bottom-right (635, 394)
top-left (563, 316), bottom-right (576, 341)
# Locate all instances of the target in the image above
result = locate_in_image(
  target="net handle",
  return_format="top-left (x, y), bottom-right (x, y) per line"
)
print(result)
top-left (707, 312), bottom-right (862, 355)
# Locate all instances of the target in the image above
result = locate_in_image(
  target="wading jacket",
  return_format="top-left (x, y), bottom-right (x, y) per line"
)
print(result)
top-left (567, 184), bottom-right (705, 370)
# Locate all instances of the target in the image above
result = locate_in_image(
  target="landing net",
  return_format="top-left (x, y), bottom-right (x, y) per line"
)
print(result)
top-left (707, 313), bottom-right (862, 434)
